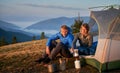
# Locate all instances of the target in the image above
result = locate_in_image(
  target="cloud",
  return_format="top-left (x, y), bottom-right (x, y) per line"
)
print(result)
top-left (0, 4), bottom-right (13, 9)
top-left (20, 3), bottom-right (84, 11)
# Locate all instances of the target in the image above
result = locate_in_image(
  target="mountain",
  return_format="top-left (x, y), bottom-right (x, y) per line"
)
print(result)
top-left (26, 17), bottom-right (90, 30)
top-left (26, 17), bottom-right (74, 30)
top-left (0, 28), bottom-right (33, 43)
top-left (0, 20), bottom-right (35, 43)
top-left (0, 20), bottom-right (20, 31)
top-left (0, 20), bottom-right (33, 36)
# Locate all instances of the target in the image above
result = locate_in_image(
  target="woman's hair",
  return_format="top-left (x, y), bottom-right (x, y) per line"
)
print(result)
top-left (61, 25), bottom-right (68, 30)
top-left (81, 23), bottom-right (90, 32)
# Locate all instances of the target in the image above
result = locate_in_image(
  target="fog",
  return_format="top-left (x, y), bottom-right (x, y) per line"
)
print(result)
top-left (23, 29), bottom-right (59, 37)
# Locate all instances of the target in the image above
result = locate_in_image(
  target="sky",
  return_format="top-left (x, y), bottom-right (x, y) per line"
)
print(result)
top-left (0, 0), bottom-right (120, 28)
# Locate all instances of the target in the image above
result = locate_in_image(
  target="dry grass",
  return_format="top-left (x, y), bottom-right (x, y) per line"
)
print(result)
top-left (0, 39), bottom-right (120, 73)
top-left (0, 39), bottom-right (47, 73)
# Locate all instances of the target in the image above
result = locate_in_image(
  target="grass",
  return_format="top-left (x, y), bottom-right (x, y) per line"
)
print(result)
top-left (0, 39), bottom-right (120, 73)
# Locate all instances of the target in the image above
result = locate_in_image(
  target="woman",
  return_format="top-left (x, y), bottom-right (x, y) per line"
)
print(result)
top-left (72, 23), bottom-right (93, 55)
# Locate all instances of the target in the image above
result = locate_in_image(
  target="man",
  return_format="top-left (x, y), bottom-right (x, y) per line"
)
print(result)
top-left (36, 25), bottom-right (74, 64)
top-left (72, 23), bottom-right (93, 55)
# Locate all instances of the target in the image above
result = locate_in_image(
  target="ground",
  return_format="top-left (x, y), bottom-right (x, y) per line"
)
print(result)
top-left (0, 39), bottom-right (120, 73)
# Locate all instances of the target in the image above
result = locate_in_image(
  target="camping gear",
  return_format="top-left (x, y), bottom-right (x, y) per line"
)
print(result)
top-left (74, 60), bottom-right (81, 69)
top-left (74, 49), bottom-right (79, 57)
top-left (59, 58), bottom-right (66, 71)
top-left (74, 49), bottom-right (81, 69)
top-left (48, 64), bottom-right (57, 73)
top-left (85, 8), bottom-right (120, 72)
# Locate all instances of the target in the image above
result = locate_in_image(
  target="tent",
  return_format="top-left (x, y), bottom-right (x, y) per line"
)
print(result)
top-left (84, 8), bottom-right (120, 72)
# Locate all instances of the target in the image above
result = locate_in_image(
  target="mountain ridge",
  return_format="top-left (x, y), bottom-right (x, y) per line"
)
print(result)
top-left (0, 28), bottom-right (33, 43)
top-left (0, 20), bottom-right (20, 31)
top-left (0, 20), bottom-right (34, 43)
top-left (26, 16), bottom-right (90, 30)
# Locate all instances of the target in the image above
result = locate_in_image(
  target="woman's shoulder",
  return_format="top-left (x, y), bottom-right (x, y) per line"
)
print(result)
top-left (88, 33), bottom-right (93, 36)
top-left (74, 33), bottom-right (81, 38)
top-left (75, 32), bottom-right (80, 36)
top-left (87, 33), bottom-right (93, 38)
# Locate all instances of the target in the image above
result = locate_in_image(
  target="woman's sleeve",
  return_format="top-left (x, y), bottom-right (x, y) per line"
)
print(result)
top-left (88, 34), bottom-right (93, 48)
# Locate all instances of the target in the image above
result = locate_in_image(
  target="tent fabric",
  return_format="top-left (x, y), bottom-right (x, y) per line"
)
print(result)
top-left (89, 8), bottom-right (120, 39)
top-left (85, 8), bottom-right (120, 72)
top-left (94, 39), bottom-right (120, 63)
top-left (108, 16), bottom-right (120, 40)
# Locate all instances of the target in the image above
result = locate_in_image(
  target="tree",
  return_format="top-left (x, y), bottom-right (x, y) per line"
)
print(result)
top-left (0, 37), bottom-right (8, 46)
top-left (12, 36), bottom-right (17, 44)
top-left (71, 13), bottom-right (83, 34)
top-left (32, 35), bottom-right (36, 40)
top-left (40, 32), bottom-right (45, 39)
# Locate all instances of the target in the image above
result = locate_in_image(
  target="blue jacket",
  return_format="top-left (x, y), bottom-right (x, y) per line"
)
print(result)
top-left (46, 32), bottom-right (74, 49)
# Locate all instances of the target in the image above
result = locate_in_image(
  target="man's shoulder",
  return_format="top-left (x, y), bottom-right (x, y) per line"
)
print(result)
top-left (54, 32), bottom-right (61, 36)
top-left (49, 32), bottom-right (60, 38)
top-left (68, 32), bottom-right (73, 36)
top-left (67, 33), bottom-right (74, 38)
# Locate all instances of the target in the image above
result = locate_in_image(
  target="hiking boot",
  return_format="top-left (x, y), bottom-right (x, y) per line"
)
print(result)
top-left (42, 57), bottom-right (51, 64)
top-left (35, 58), bottom-right (45, 63)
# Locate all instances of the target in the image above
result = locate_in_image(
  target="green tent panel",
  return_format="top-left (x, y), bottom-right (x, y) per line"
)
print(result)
top-left (85, 58), bottom-right (120, 72)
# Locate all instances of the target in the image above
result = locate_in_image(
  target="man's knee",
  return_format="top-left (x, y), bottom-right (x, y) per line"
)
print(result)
top-left (56, 42), bottom-right (63, 46)
top-left (56, 42), bottom-right (65, 49)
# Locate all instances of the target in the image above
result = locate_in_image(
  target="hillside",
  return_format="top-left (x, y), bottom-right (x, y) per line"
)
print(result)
top-left (0, 39), bottom-right (119, 73)
top-left (0, 20), bottom-right (20, 31)
top-left (0, 39), bottom-right (47, 73)
top-left (0, 20), bottom-right (31, 35)
top-left (0, 28), bottom-right (33, 43)
top-left (26, 17), bottom-right (74, 30)
top-left (0, 20), bottom-right (34, 43)
top-left (26, 17), bottom-right (90, 30)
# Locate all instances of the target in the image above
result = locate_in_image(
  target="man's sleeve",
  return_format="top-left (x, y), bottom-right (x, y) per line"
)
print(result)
top-left (68, 34), bottom-right (74, 48)
top-left (46, 33), bottom-right (59, 46)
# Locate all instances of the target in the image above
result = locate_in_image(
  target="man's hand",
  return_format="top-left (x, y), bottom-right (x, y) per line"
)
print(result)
top-left (70, 48), bottom-right (74, 54)
top-left (46, 46), bottom-right (50, 55)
